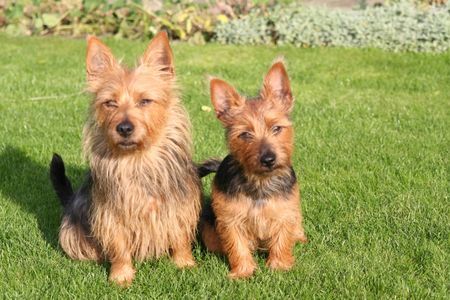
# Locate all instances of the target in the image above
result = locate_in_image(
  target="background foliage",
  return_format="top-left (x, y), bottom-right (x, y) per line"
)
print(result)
top-left (0, 0), bottom-right (228, 42)
top-left (216, 1), bottom-right (450, 52)
top-left (1, 0), bottom-right (450, 52)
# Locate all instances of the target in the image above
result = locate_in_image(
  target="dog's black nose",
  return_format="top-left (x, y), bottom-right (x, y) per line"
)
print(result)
top-left (260, 151), bottom-right (276, 168)
top-left (116, 121), bottom-right (134, 137)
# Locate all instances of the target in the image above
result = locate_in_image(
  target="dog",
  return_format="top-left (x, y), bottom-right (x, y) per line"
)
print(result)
top-left (200, 59), bottom-right (307, 279)
top-left (50, 32), bottom-right (201, 286)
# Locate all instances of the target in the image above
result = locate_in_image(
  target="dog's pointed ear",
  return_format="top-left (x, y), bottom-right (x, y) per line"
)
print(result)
top-left (262, 60), bottom-right (293, 112)
top-left (140, 31), bottom-right (174, 76)
top-left (86, 36), bottom-right (117, 83)
top-left (210, 78), bottom-right (244, 124)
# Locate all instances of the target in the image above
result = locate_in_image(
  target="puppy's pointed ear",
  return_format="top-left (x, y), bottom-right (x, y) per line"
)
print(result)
top-left (262, 60), bottom-right (293, 112)
top-left (140, 31), bottom-right (174, 76)
top-left (86, 36), bottom-right (117, 84)
top-left (210, 78), bottom-right (244, 124)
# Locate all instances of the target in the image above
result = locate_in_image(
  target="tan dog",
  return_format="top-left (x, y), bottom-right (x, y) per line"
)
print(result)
top-left (50, 32), bottom-right (201, 286)
top-left (201, 60), bottom-right (307, 278)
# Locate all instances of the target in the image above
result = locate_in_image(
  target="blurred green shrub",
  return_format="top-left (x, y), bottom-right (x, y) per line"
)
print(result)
top-left (214, 9), bottom-right (272, 45)
top-left (216, 1), bottom-right (450, 52)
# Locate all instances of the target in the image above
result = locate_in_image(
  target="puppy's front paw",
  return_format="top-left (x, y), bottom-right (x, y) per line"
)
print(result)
top-left (109, 264), bottom-right (135, 287)
top-left (266, 255), bottom-right (294, 271)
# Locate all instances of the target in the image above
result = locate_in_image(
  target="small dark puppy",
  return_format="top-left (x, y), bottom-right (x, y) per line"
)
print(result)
top-left (201, 60), bottom-right (307, 279)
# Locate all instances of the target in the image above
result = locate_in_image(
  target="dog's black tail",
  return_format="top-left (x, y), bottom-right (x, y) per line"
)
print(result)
top-left (50, 153), bottom-right (74, 208)
top-left (197, 158), bottom-right (222, 178)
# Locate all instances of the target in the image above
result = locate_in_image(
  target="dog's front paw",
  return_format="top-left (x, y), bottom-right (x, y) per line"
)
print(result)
top-left (297, 231), bottom-right (308, 244)
top-left (109, 264), bottom-right (136, 287)
top-left (266, 255), bottom-right (294, 271)
top-left (172, 252), bottom-right (196, 268)
top-left (228, 261), bottom-right (256, 279)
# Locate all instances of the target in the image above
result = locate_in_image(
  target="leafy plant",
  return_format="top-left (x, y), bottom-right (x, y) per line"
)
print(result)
top-left (216, 1), bottom-right (450, 52)
top-left (0, 0), bottom-right (226, 43)
top-left (1, 0), bottom-right (450, 52)
top-left (215, 9), bottom-right (271, 45)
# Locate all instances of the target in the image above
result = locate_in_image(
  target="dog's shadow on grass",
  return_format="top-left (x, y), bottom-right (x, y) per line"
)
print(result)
top-left (0, 146), bottom-right (86, 251)
top-left (196, 194), bottom-right (230, 266)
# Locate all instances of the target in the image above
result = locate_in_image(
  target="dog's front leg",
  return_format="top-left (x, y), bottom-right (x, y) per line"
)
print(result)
top-left (218, 224), bottom-right (256, 279)
top-left (171, 237), bottom-right (196, 268)
top-left (266, 222), bottom-right (296, 271)
top-left (107, 231), bottom-right (135, 287)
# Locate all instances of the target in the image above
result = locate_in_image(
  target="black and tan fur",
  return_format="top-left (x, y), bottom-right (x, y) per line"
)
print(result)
top-left (50, 32), bottom-right (201, 286)
top-left (200, 60), bottom-right (307, 279)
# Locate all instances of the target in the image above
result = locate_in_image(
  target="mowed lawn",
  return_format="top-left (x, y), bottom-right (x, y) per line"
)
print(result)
top-left (0, 34), bottom-right (448, 298)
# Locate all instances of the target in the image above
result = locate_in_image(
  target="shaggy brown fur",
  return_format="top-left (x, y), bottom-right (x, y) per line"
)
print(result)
top-left (200, 60), bottom-right (307, 279)
top-left (51, 32), bottom-right (201, 286)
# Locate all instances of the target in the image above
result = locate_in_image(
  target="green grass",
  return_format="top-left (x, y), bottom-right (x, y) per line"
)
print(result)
top-left (0, 34), bottom-right (448, 298)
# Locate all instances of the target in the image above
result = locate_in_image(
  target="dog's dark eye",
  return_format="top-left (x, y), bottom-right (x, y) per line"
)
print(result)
top-left (239, 132), bottom-right (253, 141)
top-left (139, 99), bottom-right (153, 107)
top-left (104, 100), bottom-right (118, 108)
top-left (272, 126), bottom-right (283, 135)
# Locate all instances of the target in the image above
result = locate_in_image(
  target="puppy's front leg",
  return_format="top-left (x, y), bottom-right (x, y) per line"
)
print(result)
top-left (266, 223), bottom-right (296, 271)
top-left (218, 224), bottom-right (256, 279)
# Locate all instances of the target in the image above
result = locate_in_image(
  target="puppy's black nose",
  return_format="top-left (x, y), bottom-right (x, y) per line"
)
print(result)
top-left (116, 121), bottom-right (134, 137)
top-left (260, 151), bottom-right (276, 168)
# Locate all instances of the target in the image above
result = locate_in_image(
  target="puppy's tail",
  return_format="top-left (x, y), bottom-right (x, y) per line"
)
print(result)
top-left (197, 158), bottom-right (221, 178)
top-left (50, 153), bottom-right (74, 208)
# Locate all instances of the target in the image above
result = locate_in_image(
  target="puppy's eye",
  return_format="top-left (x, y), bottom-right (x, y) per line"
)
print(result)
top-left (139, 99), bottom-right (153, 107)
top-left (103, 100), bottom-right (118, 108)
top-left (272, 126), bottom-right (283, 135)
top-left (238, 132), bottom-right (253, 141)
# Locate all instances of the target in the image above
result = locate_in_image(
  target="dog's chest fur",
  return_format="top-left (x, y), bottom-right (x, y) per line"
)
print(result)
top-left (214, 155), bottom-right (298, 245)
top-left (89, 154), bottom-right (200, 260)
top-left (84, 105), bottom-right (201, 261)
